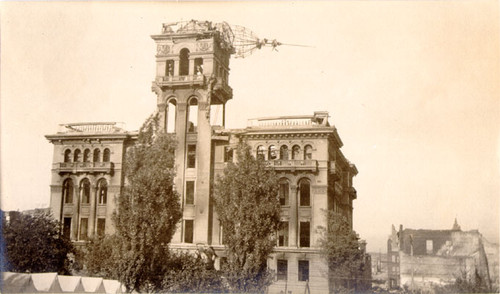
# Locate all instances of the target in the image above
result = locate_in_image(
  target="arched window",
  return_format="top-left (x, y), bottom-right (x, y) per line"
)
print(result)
top-left (93, 149), bottom-right (101, 162)
top-left (83, 149), bottom-right (91, 162)
top-left (73, 149), bottom-right (81, 162)
top-left (256, 145), bottom-right (266, 160)
top-left (304, 145), bottom-right (313, 160)
top-left (62, 179), bottom-right (74, 204)
top-left (292, 145), bottom-right (301, 160)
top-left (64, 150), bottom-right (72, 163)
top-left (279, 179), bottom-right (289, 206)
top-left (165, 99), bottom-right (177, 133)
top-left (268, 145), bottom-right (277, 160)
top-left (187, 98), bottom-right (198, 133)
top-left (280, 145), bottom-right (289, 160)
top-left (179, 48), bottom-right (190, 76)
top-left (194, 58), bottom-right (203, 75)
top-left (97, 179), bottom-right (108, 205)
top-left (80, 179), bottom-right (91, 204)
top-left (103, 148), bottom-right (111, 162)
top-left (298, 179), bottom-right (310, 207)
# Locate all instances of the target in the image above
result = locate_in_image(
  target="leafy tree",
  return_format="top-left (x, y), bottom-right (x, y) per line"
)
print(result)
top-left (113, 115), bottom-right (182, 292)
top-left (317, 210), bottom-right (368, 293)
top-left (83, 235), bottom-right (120, 279)
top-left (162, 251), bottom-right (227, 293)
top-left (2, 210), bottom-right (74, 274)
top-left (213, 141), bottom-right (281, 293)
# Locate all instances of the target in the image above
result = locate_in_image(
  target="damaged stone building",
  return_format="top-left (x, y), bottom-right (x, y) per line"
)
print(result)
top-left (387, 220), bottom-right (499, 290)
top-left (46, 20), bottom-right (365, 293)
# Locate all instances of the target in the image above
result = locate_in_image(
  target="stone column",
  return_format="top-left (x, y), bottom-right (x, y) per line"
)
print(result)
top-left (289, 185), bottom-right (298, 247)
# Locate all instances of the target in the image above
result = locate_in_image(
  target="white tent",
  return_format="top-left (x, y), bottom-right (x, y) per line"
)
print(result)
top-left (81, 276), bottom-right (106, 293)
top-left (1, 272), bottom-right (37, 293)
top-left (102, 279), bottom-right (124, 294)
top-left (31, 272), bottom-right (63, 292)
top-left (58, 275), bottom-right (85, 292)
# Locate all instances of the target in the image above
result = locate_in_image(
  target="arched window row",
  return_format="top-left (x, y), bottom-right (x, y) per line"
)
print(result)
top-left (61, 177), bottom-right (108, 205)
top-left (63, 148), bottom-right (111, 163)
top-left (255, 143), bottom-right (315, 161)
top-left (278, 177), bottom-right (312, 207)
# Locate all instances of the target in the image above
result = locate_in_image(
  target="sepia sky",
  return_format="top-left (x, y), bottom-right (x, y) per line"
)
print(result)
top-left (1, 1), bottom-right (499, 251)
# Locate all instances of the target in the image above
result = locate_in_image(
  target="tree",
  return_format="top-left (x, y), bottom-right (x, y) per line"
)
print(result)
top-left (113, 114), bottom-right (182, 292)
top-left (317, 210), bottom-right (368, 293)
top-left (213, 141), bottom-right (281, 293)
top-left (83, 235), bottom-right (120, 279)
top-left (2, 210), bottom-right (74, 274)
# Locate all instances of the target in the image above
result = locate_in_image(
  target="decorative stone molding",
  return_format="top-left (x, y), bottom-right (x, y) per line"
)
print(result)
top-left (197, 42), bottom-right (212, 52)
top-left (157, 44), bottom-right (171, 55)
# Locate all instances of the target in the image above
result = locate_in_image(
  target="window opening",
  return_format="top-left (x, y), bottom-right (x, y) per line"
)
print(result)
top-left (279, 180), bottom-right (289, 206)
top-left (299, 179), bottom-right (311, 206)
top-left (103, 148), bottom-right (111, 162)
top-left (184, 220), bottom-right (194, 243)
top-left (93, 149), bottom-right (100, 162)
top-left (300, 221), bottom-right (310, 247)
top-left (166, 60), bottom-right (175, 77)
top-left (292, 145), bottom-right (301, 160)
top-left (83, 149), bottom-right (91, 162)
top-left (194, 58), bottom-right (203, 75)
top-left (63, 217), bottom-right (71, 238)
top-left (74, 149), bottom-right (81, 162)
top-left (166, 99), bottom-right (177, 133)
top-left (64, 150), bottom-right (72, 163)
top-left (280, 145), bottom-right (289, 160)
top-left (179, 48), bottom-right (190, 76)
top-left (277, 260), bottom-right (288, 281)
top-left (256, 145), bottom-right (265, 160)
top-left (97, 179), bottom-right (107, 205)
top-left (63, 179), bottom-right (74, 204)
top-left (187, 98), bottom-right (198, 132)
top-left (268, 145), bottom-right (277, 160)
top-left (186, 181), bottom-right (195, 205)
top-left (304, 145), bottom-right (313, 160)
top-left (97, 219), bottom-right (106, 237)
top-left (79, 218), bottom-right (88, 241)
top-left (278, 221), bottom-right (289, 247)
top-left (298, 260), bottom-right (309, 281)
top-left (187, 145), bottom-right (196, 168)
top-left (80, 179), bottom-right (91, 204)
top-left (224, 146), bottom-right (233, 162)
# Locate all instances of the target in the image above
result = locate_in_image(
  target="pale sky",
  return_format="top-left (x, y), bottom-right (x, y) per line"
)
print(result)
top-left (1, 1), bottom-right (499, 252)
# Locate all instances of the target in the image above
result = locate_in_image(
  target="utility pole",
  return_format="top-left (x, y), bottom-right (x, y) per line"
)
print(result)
top-left (410, 234), bottom-right (414, 293)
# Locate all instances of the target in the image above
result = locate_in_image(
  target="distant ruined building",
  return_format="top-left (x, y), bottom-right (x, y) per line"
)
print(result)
top-left (46, 20), bottom-right (366, 293)
top-left (387, 219), bottom-right (499, 291)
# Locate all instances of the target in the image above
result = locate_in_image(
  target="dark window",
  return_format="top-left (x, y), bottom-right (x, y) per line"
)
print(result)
top-left (280, 145), bottom-right (289, 160)
top-left (278, 221), bottom-right (289, 247)
top-left (299, 179), bottom-right (310, 206)
top-left (298, 260), bottom-right (309, 281)
top-left (184, 220), bottom-right (194, 243)
top-left (63, 217), bottom-right (71, 237)
top-left (74, 149), bottom-right (81, 162)
top-left (277, 260), bottom-right (288, 281)
top-left (186, 181), bottom-right (195, 205)
top-left (97, 219), bottom-right (105, 237)
top-left (166, 99), bottom-right (177, 133)
top-left (268, 145), bottom-right (277, 160)
top-left (64, 150), bottom-right (72, 163)
top-left (279, 180), bottom-right (289, 206)
top-left (83, 149), bottom-right (91, 162)
top-left (300, 221), bottom-right (310, 248)
top-left (79, 218), bottom-right (88, 241)
top-left (93, 149), bottom-right (100, 162)
top-left (224, 146), bottom-right (233, 162)
top-left (179, 48), bottom-right (190, 75)
top-left (256, 145), bottom-right (265, 160)
top-left (304, 145), bottom-right (313, 160)
top-left (166, 60), bottom-right (174, 77)
top-left (63, 179), bottom-right (74, 204)
top-left (103, 148), bottom-right (111, 162)
top-left (80, 179), bottom-right (91, 204)
top-left (97, 179), bottom-right (107, 205)
top-left (187, 145), bottom-right (196, 168)
top-left (292, 145), bottom-right (301, 160)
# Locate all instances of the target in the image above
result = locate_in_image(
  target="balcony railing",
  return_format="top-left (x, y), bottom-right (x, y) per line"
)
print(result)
top-left (155, 75), bottom-right (205, 87)
top-left (56, 162), bottom-right (114, 174)
top-left (265, 160), bottom-right (318, 171)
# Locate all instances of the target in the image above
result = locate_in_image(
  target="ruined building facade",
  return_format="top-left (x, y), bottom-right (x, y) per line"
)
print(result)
top-left (47, 20), bottom-right (360, 293)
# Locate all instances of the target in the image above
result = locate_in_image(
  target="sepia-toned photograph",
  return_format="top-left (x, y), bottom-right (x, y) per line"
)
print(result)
top-left (1, 1), bottom-right (498, 293)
